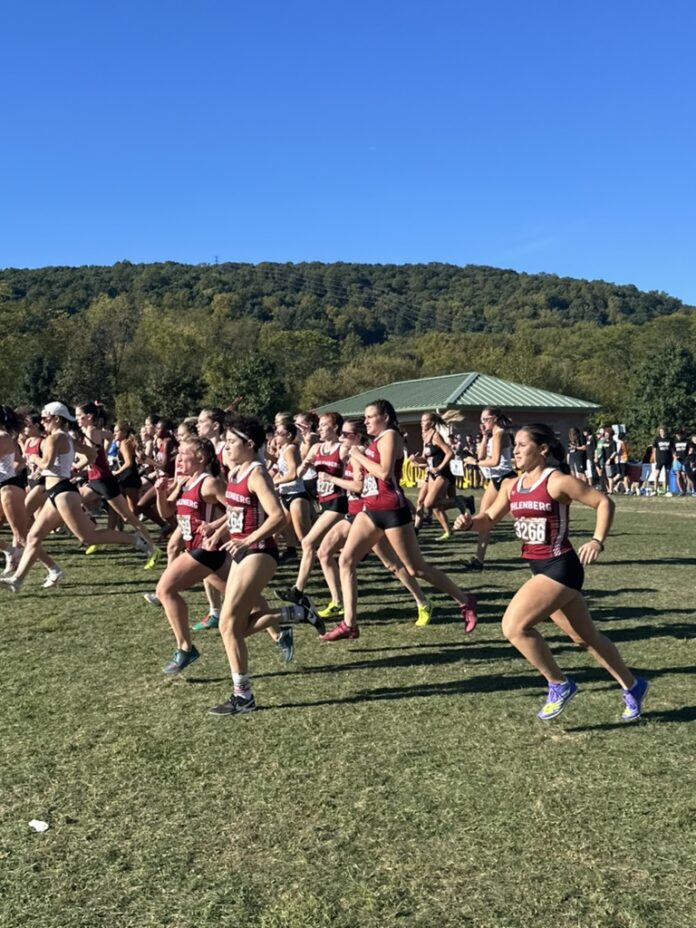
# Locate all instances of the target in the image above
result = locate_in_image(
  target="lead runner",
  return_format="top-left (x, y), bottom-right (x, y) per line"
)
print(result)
top-left (454, 423), bottom-right (649, 722)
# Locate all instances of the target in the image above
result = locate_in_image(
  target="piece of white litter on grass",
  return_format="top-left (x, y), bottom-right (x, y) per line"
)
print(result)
top-left (28, 820), bottom-right (49, 833)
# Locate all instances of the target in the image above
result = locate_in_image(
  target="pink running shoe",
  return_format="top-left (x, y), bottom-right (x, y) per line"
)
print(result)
top-left (459, 594), bottom-right (478, 633)
top-left (320, 621), bottom-right (360, 642)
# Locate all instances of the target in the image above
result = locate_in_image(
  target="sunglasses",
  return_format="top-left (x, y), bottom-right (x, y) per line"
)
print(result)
top-left (340, 431), bottom-right (356, 438)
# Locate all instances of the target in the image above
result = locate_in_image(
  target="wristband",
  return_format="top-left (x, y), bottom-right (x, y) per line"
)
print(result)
top-left (591, 538), bottom-right (605, 550)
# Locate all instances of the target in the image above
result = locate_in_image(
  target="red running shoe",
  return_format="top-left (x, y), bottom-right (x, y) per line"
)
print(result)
top-left (320, 621), bottom-right (360, 642)
top-left (460, 594), bottom-right (478, 633)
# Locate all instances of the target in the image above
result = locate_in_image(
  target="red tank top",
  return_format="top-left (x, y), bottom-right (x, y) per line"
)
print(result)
top-left (215, 441), bottom-right (229, 481)
top-left (343, 459), bottom-right (365, 516)
top-left (361, 431), bottom-right (406, 511)
top-left (24, 437), bottom-right (42, 463)
top-left (88, 442), bottom-right (113, 481)
top-left (224, 461), bottom-right (278, 554)
top-left (314, 442), bottom-right (345, 504)
top-left (176, 473), bottom-right (215, 551)
top-left (508, 468), bottom-right (572, 560)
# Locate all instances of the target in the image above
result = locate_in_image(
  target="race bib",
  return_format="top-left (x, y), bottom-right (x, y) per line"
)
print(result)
top-left (177, 514), bottom-right (192, 542)
top-left (362, 475), bottom-right (378, 497)
top-left (514, 517), bottom-right (547, 544)
top-left (317, 476), bottom-right (334, 497)
top-left (227, 506), bottom-right (245, 535)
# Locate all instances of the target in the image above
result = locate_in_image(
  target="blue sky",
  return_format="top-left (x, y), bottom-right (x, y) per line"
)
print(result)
top-left (2, 1), bottom-right (695, 303)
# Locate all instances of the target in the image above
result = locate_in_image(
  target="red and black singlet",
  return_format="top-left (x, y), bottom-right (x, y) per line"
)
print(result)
top-left (214, 440), bottom-right (229, 481)
top-left (343, 458), bottom-right (365, 516)
top-left (314, 442), bottom-right (345, 505)
top-left (224, 461), bottom-right (278, 554)
top-left (176, 473), bottom-right (216, 551)
top-left (508, 468), bottom-right (572, 560)
top-left (361, 431), bottom-right (407, 512)
top-left (87, 442), bottom-right (114, 481)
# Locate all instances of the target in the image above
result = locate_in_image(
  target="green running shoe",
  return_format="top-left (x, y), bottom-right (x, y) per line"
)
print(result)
top-left (415, 600), bottom-right (434, 627)
top-left (162, 645), bottom-right (200, 675)
top-left (85, 544), bottom-right (105, 556)
top-left (317, 600), bottom-right (344, 619)
top-left (193, 612), bottom-right (219, 631)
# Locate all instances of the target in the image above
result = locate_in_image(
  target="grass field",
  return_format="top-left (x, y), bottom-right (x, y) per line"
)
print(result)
top-left (1, 494), bottom-right (695, 928)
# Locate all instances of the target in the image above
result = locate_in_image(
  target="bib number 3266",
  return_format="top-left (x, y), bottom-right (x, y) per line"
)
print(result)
top-left (514, 517), bottom-right (547, 544)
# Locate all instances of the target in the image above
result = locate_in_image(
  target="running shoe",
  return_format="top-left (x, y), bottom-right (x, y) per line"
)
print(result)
top-left (277, 586), bottom-right (313, 610)
top-left (144, 547), bottom-right (163, 571)
top-left (461, 557), bottom-right (484, 573)
top-left (620, 677), bottom-right (649, 723)
top-left (436, 532), bottom-right (452, 542)
top-left (320, 620), bottom-right (360, 641)
top-left (162, 645), bottom-right (200, 675)
top-left (192, 612), bottom-right (219, 631)
top-left (85, 544), bottom-right (106, 556)
top-left (143, 592), bottom-right (162, 608)
top-left (455, 495), bottom-right (476, 515)
top-left (276, 625), bottom-right (295, 663)
top-left (459, 594), bottom-right (478, 633)
top-left (2, 547), bottom-right (21, 576)
top-left (0, 576), bottom-right (23, 593)
top-left (415, 600), bottom-right (435, 627)
top-left (317, 600), bottom-right (344, 619)
top-left (299, 603), bottom-right (326, 636)
top-left (133, 531), bottom-right (150, 554)
top-left (537, 677), bottom-right (578, 721)
top-left (208, 693), bottom-right (257, 716)
top-left (42, 568), bottom-right (66, 589)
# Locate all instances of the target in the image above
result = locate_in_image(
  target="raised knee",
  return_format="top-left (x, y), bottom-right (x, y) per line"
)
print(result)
top-left (501, 616), bottom-right (521, 641)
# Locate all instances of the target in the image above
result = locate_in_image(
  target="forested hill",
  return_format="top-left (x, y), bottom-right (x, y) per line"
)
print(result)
top-left (0, 261), bottom-right (689, 341)
top-left (2, 261), bottom-right (695, 439)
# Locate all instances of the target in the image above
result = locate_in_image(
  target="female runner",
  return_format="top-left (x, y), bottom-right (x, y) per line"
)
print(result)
top-left (272, 422), bottom-right (314, 557)
top-left (0, 403), bottom-right (153, 593)
top-left (208, 415), bottom-right (324, 716)
top-left (152, 436), bottom-right (228, 673)
top-left (294, 411), bottom-right (320, 501)
top-left (462, 407), bottom-right (516, 572)
top-left (22, 414), bottom-right (49, 524)
top-left (321, 400), bottom-right (477, 641)
top-left (111, 421), bottom-right (143, 514)
top-left (192, 407), bottom-right (228, 628)
top-left (454, 423), bottom-right (648, 722)
top-left (315, 418), bottom-right (435, 626)
top-left (75, 402), bottom-right (159, 566)
top-left (277, 411), bottom-right (350, 608)
top-left (0, 405), bottom-right (63, 586)
top-left (411, 411), bottom-right (468, 540)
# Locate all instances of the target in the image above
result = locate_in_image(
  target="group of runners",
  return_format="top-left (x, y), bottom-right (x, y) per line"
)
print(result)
top-left (0, 399), bottom-right (648, 722)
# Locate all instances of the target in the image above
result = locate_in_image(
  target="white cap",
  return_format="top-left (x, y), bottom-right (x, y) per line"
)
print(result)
top-left (41, 402), bottom-right (76, 422)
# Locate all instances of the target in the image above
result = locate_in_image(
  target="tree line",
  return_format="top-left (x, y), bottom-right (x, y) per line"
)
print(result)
top-left (1, 261), bottom-right (695, 446)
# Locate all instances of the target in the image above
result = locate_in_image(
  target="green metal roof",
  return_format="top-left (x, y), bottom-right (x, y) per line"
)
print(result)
top-left (315, 372), bottom-right (600, 416)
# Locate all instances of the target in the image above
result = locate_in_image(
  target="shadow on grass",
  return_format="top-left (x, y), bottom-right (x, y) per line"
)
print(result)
top-left (567, 705), bottom-right (696, 731)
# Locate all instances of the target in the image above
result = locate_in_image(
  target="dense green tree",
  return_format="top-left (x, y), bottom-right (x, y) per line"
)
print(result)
top-left (627, 343), bottom-right (696, 444)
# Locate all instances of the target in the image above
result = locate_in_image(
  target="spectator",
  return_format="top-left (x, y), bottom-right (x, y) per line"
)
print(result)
top-left (673, 427), bottom-right (690, 497)
top-left (652, 425), bottom-right (675, 495)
